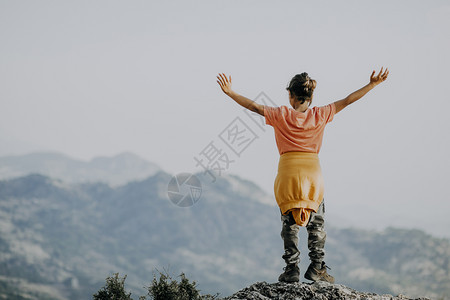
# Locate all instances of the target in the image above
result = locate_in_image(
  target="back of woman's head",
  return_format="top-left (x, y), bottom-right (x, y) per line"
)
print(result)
top-left (286, 72), bottom-right (317, 104)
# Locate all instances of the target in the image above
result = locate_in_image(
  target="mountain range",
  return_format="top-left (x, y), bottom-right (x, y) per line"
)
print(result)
top-left (0, 152), bottom-right (448, 299)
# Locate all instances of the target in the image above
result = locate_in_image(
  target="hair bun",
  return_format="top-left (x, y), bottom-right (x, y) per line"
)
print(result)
top-left (286, 72), bottom-right (317, 104)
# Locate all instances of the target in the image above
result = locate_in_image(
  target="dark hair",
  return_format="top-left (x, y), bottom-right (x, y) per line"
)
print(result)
top-left (286, 72), bottom-right (317, 104)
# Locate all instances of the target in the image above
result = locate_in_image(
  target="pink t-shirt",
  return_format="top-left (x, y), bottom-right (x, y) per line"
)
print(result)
top-left (264, 103), bottom-right (336, 155)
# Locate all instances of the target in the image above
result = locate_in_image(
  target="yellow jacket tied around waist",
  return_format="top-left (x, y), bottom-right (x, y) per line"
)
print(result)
top-left (274, 151), bottom-right (324, 226)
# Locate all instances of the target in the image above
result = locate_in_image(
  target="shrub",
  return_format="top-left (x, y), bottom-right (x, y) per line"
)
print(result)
top-left (146, 269), bottom-right (219, 300)
top-left (93, 273), bottom-right (132, 300)
top-left (93, 270), bottom-right (220, 300)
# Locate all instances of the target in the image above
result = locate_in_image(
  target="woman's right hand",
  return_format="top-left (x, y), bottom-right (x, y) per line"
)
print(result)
top-left (370, 67), bottom-right (389, 86)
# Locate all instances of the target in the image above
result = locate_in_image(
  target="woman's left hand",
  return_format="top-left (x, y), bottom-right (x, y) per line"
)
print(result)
top-left (216, 73), bottom-right (233, 95)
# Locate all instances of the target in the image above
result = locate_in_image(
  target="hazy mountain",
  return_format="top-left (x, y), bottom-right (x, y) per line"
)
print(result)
top-left (0, 172), bottom-right (448, 299)
top-left (0, 152), bottom-right (161, 186)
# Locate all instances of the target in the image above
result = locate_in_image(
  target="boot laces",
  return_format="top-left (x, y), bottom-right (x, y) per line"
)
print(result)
top-left (321, 262), bottom-right (331, 270)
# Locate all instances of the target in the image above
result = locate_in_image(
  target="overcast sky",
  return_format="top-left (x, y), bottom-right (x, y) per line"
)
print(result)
top-left (1, 0), bottom-right (449, 237)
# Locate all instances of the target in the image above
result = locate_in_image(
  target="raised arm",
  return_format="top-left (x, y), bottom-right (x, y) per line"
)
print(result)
top-left (333, 67), bottom-right (389, 114)
top-left (216, 73), bottom-right (264, 116)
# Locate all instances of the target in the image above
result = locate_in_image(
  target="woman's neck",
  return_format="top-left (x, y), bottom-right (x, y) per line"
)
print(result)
top-left (294, 101), bottom-right (310, 112)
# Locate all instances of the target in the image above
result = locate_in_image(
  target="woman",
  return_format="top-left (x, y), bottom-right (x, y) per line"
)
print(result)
top-left (216, 68), bottom-right (389, 283)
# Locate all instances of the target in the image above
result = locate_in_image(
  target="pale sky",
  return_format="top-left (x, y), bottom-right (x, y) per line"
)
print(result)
top-left (1, 1), bottom-right (450, 237)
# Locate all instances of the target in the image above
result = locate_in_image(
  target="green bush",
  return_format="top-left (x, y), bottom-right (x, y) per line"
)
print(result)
top-left (147, 269), bottom-right (219, 300)
top-left (93, 273), bottom-right (132, 300)
top-left (93, 270), bottom-right (220, 300)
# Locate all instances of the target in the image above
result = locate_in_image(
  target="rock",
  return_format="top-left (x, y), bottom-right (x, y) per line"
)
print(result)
top-left (222, 281), bottom-right (431, 300)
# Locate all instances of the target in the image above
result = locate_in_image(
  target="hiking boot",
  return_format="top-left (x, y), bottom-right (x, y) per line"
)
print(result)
top-left (304, 262), bottom-right (335, 283)
top-left (278, 263), bottom-right (300, 283)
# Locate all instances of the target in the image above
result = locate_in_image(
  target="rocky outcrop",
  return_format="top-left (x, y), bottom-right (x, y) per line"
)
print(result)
top-left (223, 281), bottom-right (430, 300)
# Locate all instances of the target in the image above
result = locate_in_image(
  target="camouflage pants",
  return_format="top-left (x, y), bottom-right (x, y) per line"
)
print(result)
top-left (280, 200), bottom-right (326, 266)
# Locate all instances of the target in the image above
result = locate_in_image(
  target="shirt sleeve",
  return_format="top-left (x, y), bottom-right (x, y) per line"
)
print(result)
top-left (263, 105), bottom-right (279, 127)
top-left (317, 103), bottom-right (336, 124)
